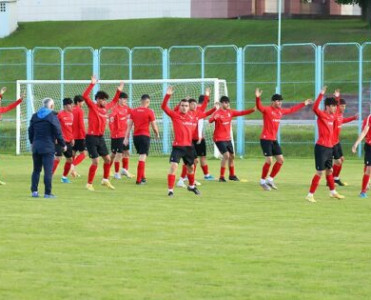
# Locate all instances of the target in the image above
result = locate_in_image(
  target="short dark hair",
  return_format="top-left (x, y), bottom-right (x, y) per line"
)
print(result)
top-left (120, 92), bottom-right (128, 99)
top-left (220, 96), bottom-right (230, 103)
top-left (198, 95), bottom-right (205, 104)
top-left (63, 98), bottom-right (73, 106)
top-left (73, 95), bottom-right (84, 105)
top-left (324, 97), bottom-right (337, 107)
top-left (188, 98), bottom-right (197, 104)
top-left (95, 91), bottom-right (109, 100)
top-left (180, 99), bottom-right (189, 104)
top-left (339, 98), bottom-right (346, 105)
top-left (141, 94), bottom-right (150, 101)
top-left (271, 94), bottom-right (283, 101)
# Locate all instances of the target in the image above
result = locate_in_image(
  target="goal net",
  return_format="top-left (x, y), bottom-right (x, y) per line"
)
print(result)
top-left (16, 79), bottom-right (230, 157)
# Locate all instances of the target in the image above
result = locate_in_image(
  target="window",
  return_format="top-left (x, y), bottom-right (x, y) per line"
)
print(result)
top-left (0, 2), bottom-right (6, 12)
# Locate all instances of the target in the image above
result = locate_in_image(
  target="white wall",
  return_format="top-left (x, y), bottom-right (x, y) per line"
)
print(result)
top-left (17, 0), bottom-right (191, 22)
top-left (0, 1), bottom-right (18, 38)
top-left (265, 0), bottom-right (284, 14)
top-left (341, 4), bottom-right (361, 16)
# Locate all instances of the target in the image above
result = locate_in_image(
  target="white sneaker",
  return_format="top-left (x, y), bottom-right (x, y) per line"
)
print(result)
top-left (114, 173), bottom-right (121, 180)
top-left (121, 168), bottom-right (134, 178)
top-left (176, 179), bottom-right (186, 188)
top-left (195, 180), bottom-right (202, 186)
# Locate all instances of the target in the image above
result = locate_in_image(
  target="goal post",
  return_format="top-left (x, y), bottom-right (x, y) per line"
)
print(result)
top-left (16, 78), bottom-right (232, 157)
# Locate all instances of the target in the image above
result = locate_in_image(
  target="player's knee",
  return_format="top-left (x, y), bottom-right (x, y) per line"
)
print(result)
top-left (223, 152), bottom-right (230, 159)
top-left (277, 158), bottom-right (284, 164)
top-left (265, 157), bottom-right (273, 165)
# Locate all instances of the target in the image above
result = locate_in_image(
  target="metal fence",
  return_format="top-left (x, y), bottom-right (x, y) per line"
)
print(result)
top-left (1, 43), bottom-right (371, 156)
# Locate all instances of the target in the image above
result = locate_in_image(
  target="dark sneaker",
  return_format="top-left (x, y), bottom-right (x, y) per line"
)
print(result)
top-left (141, 178), bottom-right (147, 183)
top-left (168, 191), bottom-right (174, 197)
top-left (187, 186), bottom-right (201, 195)
top-left (136, 181), bottom-right (146, 185)
top-left (229, 175), bottom-right (240, 181)
top-left (219, 177), bottom-right (227, 182)
top-left (335, 179), bottom-right (347, 186)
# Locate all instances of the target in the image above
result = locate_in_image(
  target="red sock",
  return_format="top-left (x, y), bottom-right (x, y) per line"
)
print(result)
top-left (52, 159), bottom-right (60, 175)
top-left (137, 161), bottom-right (145, 183)
top-left (362, 174), bottom-right (370, 193)
top-left (332, 164), bottom-right (340, 177)
top-left (269, 162), bottom-right (283, 178)
top-left (168, 174), bottom-right (176, 189)
top-left (261, 163), bottom-right (270, 179)
top-left (114, 162), bottom-right (120, 173)
top-left (201, 164), bottom-right (209, 175)
top-left (337, 164), bottom-right (343, 178)
top-left (229, 166), bottom-right (235, 177)
top-left (326, 174), bottom-right (335, 191)
top-left (88, 164), bottom-right (98, 184)
top-left (122, 157), bottom-right (129, 170)
top-left (309, 174), bottom-right (321, 194)
top-left (103, 162), bottom-right (111, 179)
top-left (220, 167), bottom-right (226, 178)
top-left (180, 164), bottom-right (187, 178)
top-left (63, 162), bottom-right (72, 177)
top-left (187, 173), bottom-right (195, 186)
top-left (72, 153), bottom-right (85, 166)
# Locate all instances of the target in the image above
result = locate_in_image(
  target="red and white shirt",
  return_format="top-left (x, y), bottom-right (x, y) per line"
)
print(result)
top-left (109, 104), bottom-right (131, 138)
top-left (256, 97), bottom-right (305, 141)
top-left (130, 107), bottom-right (156, 137)
top-left (209, 108), bottom-right (255, 142)
top-left (313, 93), bottom-right (335, 148)
top-left (332, 97), bottom-right (357, 145)
top-left (83, 83), bottom-right (120, 136)
top-left (58, 110), bottom-right (74, 143)
top-left (362, 115), bottom-right (371, 145)
top-left (72, 105), bottom-right (86, 140)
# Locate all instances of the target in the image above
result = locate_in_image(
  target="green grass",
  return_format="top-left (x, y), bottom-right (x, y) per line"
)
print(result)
top-left (1, 155), bottom-right (371, 299)
top-left (0, 18), bottom-right (370, 48)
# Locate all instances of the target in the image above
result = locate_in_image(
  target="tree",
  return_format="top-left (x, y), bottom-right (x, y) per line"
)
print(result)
top-left (335, 0), bottom-right (371, 26)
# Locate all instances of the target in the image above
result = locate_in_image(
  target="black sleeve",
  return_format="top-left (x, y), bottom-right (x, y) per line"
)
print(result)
top-left (28, 115), bottom-right (35, 144)
top-left (51, 114), bottom-right (66, 147)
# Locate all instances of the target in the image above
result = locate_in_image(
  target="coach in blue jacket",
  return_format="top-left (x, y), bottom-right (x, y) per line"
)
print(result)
top-left (29, 98), bottom-right (66, 198)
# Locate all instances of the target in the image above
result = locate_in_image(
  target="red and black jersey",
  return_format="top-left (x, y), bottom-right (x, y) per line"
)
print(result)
top-left (82, 83), bottom-right (120, 136)
top-left (109, 104), bottom-right (131, 138)
top-left (313, 93), bottom-right (335, 148)
top-left (130, 107), bottom-right (156, 137)
top-left (363, 115), bottom-right (371, 145)
top-left (256, 97), bottom-right (305, 141)
top-left (72, 105), bottom-right (86, 140)
top-left (162, 94), bottom-right (213, 146)
top-left (209, 108), bottom-right (254, 142)
top-left (332, 97), bottom-right (357, 145)
top-left (58, 110), bottom-right (74, 143)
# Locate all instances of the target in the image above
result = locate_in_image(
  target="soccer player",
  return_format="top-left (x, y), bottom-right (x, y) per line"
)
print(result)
top-left (0, 87), bottom-right (22, 185)
top-left (70, 95), bottom-right (87, 178)
top-left (109, 92), bottom-right (132, 179)
top-left (306, 86), bottom-right (344, 203)
top-left (162, 86), bottom-right (215, 196)
top-left (124, 94), bottom-right (159, 185)
top-left (209, 96), bottom-right (256, 182)
top-left (176, 89), bottom-right (215, 187)
top-left (83, 76), bottom-right (124, 191)
top-left (255, 88), bottom-right (313, 191)
top-left (332, 89), bottom-right (358, 186)
top-left (352, 115), bottom-right (371, 198)
top-left (52, 98), bottom-right (74, 183)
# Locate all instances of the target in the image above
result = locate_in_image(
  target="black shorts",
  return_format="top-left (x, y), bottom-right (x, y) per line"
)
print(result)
top-left (86, 135), bottom-right (109, 159)
top-left (133, 135), bottom-right (150, 155)
top-left (315, 144), bottom-right (333, 171)
top-left (364, 143), bottom-right (371, 166)
top-left (169, 146), bottom-right (195, 166)
top-left (215, 140), bottom-right (234, 155)
top-left (111, 138), bottom-right (129, 154)
top-left (260, 139), bottom-right (283, 157)
top-left (55, 142), bottom-right (73, 159)
top-left (192, 139), bottom-right (206, 157)
top-left (332, 143), bottom-right (343, 160)
top-left (72, 139), bottom-right (86, 152)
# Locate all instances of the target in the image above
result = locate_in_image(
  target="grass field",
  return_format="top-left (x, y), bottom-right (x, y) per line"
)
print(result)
top-left (1, 155), bottom-right (371, 299)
